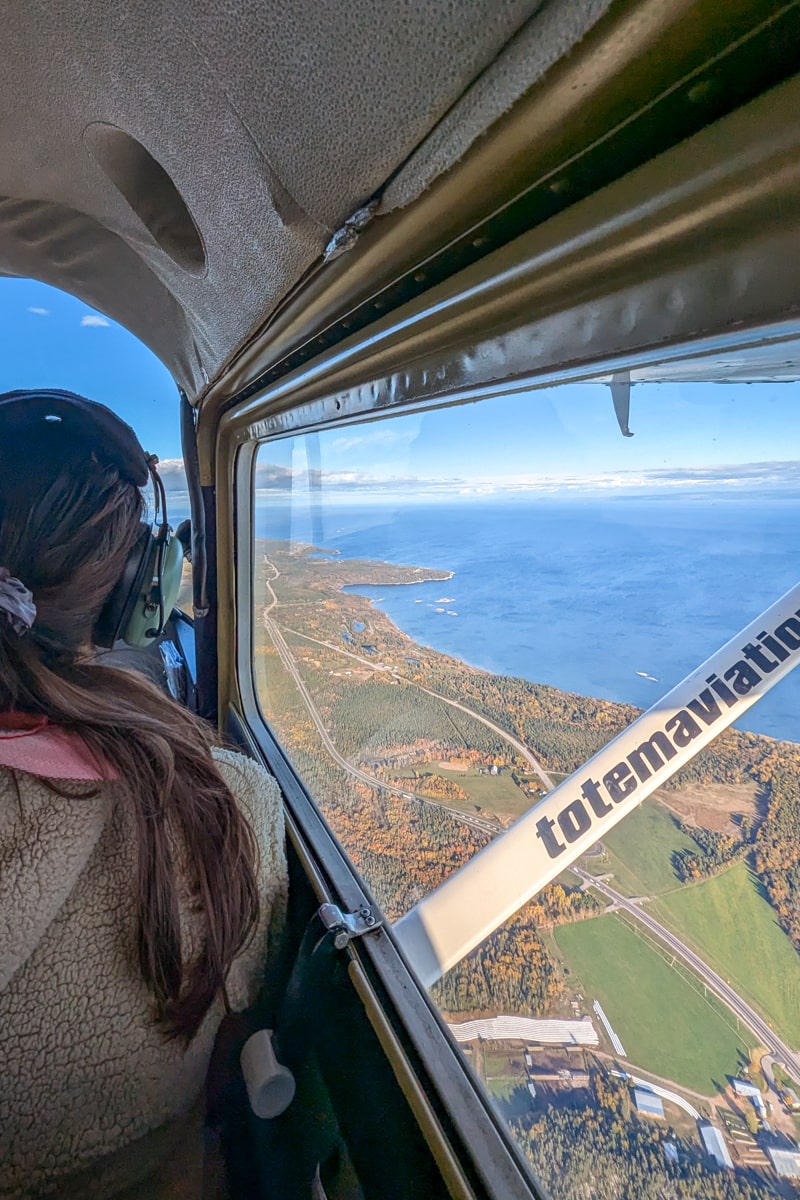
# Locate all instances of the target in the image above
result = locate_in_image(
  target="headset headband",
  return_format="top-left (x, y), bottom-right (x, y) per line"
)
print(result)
top-left (0, 389), bottom-right (149, 486)
top-left (0, 388), bottom-right (184, 648)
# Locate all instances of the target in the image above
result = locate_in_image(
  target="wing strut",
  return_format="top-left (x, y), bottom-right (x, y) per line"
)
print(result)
top-left (395, 579), bottom-right (800, 986)
top-left (610, 370), bottom-right (634, 436)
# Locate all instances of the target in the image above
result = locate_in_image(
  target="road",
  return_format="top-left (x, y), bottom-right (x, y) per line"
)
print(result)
top-left (279, 623), bottom-right (555, 792)
top-left (414, 683), bottom-right (556, 791)
top-left (265, 612), bottom-right (498, 835)
top-left (263, 558), bottom-right (800, 1091)
top-left (575, 867), bottom-right (800, 1086)
top-left (261, 559), bottom-right (499, 837)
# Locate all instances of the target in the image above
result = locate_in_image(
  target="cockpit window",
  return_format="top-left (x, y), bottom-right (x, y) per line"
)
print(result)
top-left (252, 370), bottom-right (800, 1198)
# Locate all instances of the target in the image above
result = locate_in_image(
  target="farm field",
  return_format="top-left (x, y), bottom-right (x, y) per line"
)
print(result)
top-left (480, 1047), bottom-right (536, 1123)
top-left (579, 799), bottom-right (696, 898)
top-left (393, 761), bottom-right (530, 816)
top-left (554, 912), bottom-right (754, 1095)
top-left (651, 861), bottom-right (800, 1046)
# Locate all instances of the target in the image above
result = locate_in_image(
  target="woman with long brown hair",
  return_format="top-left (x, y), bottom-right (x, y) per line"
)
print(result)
top-left (0, 390), bottom-right (287, 1198)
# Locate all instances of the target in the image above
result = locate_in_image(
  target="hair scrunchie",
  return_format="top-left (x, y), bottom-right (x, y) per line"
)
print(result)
top-left (0, 567), bottom-right (36, 636)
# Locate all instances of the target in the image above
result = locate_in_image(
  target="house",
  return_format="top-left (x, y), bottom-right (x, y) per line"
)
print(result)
top-left (732, 1078), bottom-right (766, 1118)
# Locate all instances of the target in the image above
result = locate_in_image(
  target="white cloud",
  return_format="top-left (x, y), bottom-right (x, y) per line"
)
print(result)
top-left (330, 427), bottom-right (416, 453)
top-left (80, 314), bottom-right (111, 327)
top-left (449, 460), bottom-right (800, 496)
top-left (155, 458), bottom-right (187, 490)
top-left (27, 306), bottom-right (49, 316)
top-left (253, 460), bottom-right (800, 503)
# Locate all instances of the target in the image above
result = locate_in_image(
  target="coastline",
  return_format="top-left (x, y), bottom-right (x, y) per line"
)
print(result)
top-left (338, 569), bottom-right (453, 587)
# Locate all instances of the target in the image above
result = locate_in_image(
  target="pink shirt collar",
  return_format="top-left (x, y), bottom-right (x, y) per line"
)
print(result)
top-left (0, 713), bottom-right (117, 781)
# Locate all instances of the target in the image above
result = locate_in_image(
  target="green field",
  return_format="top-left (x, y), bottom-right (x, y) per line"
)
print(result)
top-left (580, 799), bottom-right (695, 898)
top-left (481, 1047), bottom-right (534, 1121)
top-left (393, 761), bottom-right (532, 817)
top-left (555, 913), bottom-right (753, 1094)
top-left (652, 861), bottom-right (800, 1046)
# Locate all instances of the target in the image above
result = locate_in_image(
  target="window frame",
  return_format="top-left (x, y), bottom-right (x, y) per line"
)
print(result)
top-left (227, 437), bottom-right (545, 1200)
top-left (209, 76), bottom-right (800, 1200)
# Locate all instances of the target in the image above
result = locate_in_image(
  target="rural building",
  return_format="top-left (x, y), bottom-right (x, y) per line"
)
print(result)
top-left (528, 1068), bottom-right (592, 1090)
top-left (767, 1147), bottom-right (800, 1178)
top-left (633, 1088), bottom-right (664, 1119)
top-left (664, 1142), bottom-right (679, 1166)
top-left (732, 1078), bottom-right (766, 1116)
top-left (699, 1124), bottom-right (734, 1169)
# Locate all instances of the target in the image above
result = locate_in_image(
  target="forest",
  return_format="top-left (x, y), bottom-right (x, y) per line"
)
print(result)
top-left (516, 1075), bottom-right (774, 1200)
top-left (672, 824), bottom-right (746, 883)
top-left (431, 885), bottom-right (598, 1018)
top-left (422, 665), bottom-right (757, 791)
top-left (255, 541), bottom-right (800, 1017)
top-left (282, 722), bottom-right (597, 1018)
top-left (753, 766), bottom-right (800, 948)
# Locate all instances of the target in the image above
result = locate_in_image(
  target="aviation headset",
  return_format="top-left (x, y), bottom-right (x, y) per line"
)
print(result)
top-left (0, 389), bottom-right (185, 647)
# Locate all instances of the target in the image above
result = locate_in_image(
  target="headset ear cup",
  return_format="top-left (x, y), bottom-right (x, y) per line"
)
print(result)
top-left (120, 528), bottom-right (184, 648)
top-left (158, 533), bottom-right (186, 623)
top-left (94, 525), bottom-right (153, 647)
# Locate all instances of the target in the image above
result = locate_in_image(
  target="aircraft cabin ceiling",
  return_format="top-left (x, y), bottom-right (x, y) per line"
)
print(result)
top-left (0, 0), bottom-right (612, 399)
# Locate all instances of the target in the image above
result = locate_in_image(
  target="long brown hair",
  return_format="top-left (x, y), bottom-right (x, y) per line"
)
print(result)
top-left (0, 426), bottom-right (259, 1039)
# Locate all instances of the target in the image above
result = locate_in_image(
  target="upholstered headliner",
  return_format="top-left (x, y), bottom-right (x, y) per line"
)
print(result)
top-left (0, 0), bottom-right (610, 397)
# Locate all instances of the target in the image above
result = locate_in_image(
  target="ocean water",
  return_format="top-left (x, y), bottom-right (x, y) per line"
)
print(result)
top-left (258, 492), bottom-right (800, 742)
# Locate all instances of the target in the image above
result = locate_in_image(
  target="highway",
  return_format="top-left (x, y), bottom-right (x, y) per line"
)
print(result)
top-left (414, 683), bottom-right (556, 791)
top-left (279, 623), bottom-right (555, 792)
top-left (575, 867), bottom-right (800, 1086)
top-left (262, 557), bottom-right (800, 1092)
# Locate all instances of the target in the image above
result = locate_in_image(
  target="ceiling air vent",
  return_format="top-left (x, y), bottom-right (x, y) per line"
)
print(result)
top-left (84, 123), bottom-right (206, 273)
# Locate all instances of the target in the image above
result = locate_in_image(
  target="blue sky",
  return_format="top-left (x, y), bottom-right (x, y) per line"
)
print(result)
top-left (311, 381), bottom-right (800, 481)
top-left (264, 360), bottom-right (800, 501)
top-left (0, 278), bottom-right (181, 457)
top-left (3, 278), bottom-right (800, 497)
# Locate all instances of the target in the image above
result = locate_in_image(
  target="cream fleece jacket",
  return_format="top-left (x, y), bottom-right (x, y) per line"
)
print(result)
top-left (0, 748), bottom-right (287, 1199)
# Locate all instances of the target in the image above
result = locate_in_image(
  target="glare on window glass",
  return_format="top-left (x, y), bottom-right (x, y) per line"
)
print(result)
top-left (253, 374), bottom-right (800, 1200)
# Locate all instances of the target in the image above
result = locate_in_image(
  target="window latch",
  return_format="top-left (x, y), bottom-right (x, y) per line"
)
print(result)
top-left (318, 902), bottom-right (382, 949)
